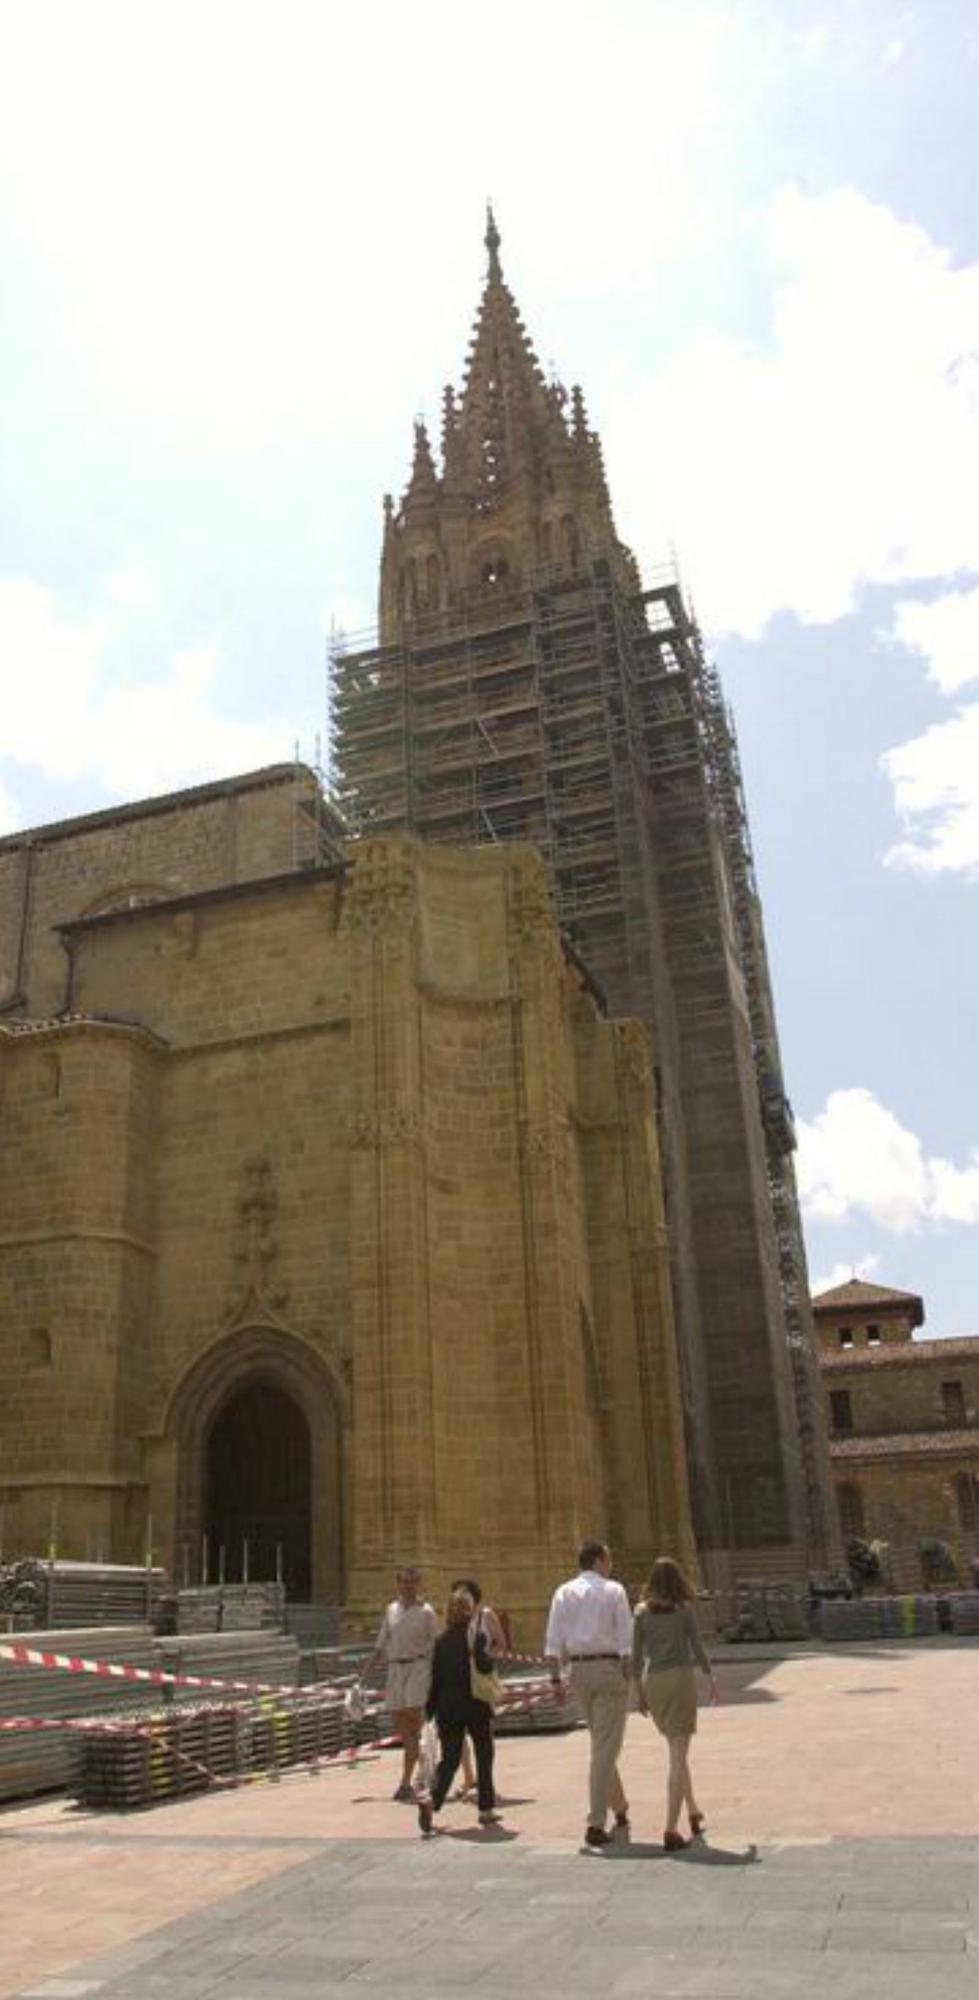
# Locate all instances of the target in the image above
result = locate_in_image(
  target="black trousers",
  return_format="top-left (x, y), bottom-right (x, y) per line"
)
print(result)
top-left (431, 1708), bottom-right (495, 1813)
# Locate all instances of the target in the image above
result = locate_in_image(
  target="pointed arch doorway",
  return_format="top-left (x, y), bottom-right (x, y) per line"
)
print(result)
top-left (205, 1378), bottom-right (312, 1600)
top-left (161, 1325), bottom-right (347, 1605)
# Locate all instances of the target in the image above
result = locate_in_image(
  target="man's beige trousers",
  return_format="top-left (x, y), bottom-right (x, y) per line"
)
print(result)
top-left (569, 1656), bottom-right (629, 1828)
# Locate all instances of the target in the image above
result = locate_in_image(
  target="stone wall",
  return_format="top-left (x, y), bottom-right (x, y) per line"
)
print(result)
top-left (820, 1335), bottom-right (979, 1583)
top-left (1, 823), bottom-right (694, 1637)
top-left (0, 765), bottom-right (319, 1021)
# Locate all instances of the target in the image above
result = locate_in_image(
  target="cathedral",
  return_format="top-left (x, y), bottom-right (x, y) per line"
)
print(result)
top-left (0, 216), bottom-right (833, 1630)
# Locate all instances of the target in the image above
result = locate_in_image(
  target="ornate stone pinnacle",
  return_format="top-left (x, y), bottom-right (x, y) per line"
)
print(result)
top-left (485, 202), bottom-right (502, 281)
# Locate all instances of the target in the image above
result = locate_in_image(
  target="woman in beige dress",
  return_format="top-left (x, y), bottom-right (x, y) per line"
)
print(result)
top-left (632, 1557), bottom-right (719, 1851)
top-left (360, 1565), bottom-right (439, 1800)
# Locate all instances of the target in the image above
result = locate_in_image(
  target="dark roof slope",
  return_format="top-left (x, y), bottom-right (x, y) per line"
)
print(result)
top-left (811, 1276), bottom-right (924, 1326)
top-left (0, 765), bottom-right (312, 852)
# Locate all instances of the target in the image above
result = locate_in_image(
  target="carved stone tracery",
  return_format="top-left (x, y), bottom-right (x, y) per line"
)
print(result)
top-left (224, 1154), bottom-right (290, 1329)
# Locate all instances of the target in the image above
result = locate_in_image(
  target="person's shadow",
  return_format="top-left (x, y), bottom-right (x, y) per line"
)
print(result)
top-left (597, 1840), bottom-right (759, 1866)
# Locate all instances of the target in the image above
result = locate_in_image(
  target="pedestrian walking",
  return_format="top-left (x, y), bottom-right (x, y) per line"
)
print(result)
top-left (449, 1576), bottom-right (506, 1800)
top-left (361, 1565), bottom-right (439, 1801)
top-left (545, 1539), bottom-right (633, 1849)
top-left (417, 1587), bottom-right (501, 1834)
top-left (632, 1556), bottom-right (719, 1850)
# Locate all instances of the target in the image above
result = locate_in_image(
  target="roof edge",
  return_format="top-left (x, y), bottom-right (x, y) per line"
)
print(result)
top-left (0, 764), bottom-right (324, 853)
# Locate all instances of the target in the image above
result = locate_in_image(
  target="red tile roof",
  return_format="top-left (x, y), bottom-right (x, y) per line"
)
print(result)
top-left (812, 1277), bottom-right (924, 1325)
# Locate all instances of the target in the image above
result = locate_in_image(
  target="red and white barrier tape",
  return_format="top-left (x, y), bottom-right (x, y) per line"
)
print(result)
top-left (0, 1637), bottom-right (555, 1706)
top-left (0, 1639), bottom-right (349, 1703)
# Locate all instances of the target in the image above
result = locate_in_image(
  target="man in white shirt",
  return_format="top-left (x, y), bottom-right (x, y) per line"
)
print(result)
top-left (545, 1539), bottom-right (634, 1848)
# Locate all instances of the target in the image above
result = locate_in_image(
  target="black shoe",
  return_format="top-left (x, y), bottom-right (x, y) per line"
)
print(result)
top-left (614, 1810), bottom-right (631, 1838)
top-left (584, 1825), bottom-right (612, 1848)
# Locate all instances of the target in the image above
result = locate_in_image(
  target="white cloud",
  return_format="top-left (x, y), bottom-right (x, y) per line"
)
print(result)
top-left (0, 577), bottom-right (294, 820)
top-left (105, 563), bottom-right (155, 612)
top-left (882, 701), bottom-right (979, 876)
top-left (809, 1255), bottom-right (881, 1297)
top-left (0, 774), bottom-right (21, 838)
top-left (797, 1087), bottom-right (979, 1234)
top-left (0, 3), bottom-right (735, 435)
top-left (607, 185), bottom-right (979, 638)
top-left (890, 585), bottom-right (979, 695)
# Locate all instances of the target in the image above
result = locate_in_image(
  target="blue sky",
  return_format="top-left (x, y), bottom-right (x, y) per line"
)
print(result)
top-left (2, 1), bottom-right (977, 1333)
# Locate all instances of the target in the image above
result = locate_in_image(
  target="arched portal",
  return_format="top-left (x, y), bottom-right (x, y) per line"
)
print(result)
top-left (155, 1324), bottom-right (348, 1605)
top-left (205, 1379), bottom-right (311, 1599)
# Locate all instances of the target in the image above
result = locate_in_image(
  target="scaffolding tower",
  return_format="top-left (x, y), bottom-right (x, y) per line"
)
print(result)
top-left (332, 555), bottom-right (832, 1555)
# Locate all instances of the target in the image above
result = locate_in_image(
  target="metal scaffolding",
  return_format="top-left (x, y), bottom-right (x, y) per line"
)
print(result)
top-left (332, 553), bottom-right (832, 1555)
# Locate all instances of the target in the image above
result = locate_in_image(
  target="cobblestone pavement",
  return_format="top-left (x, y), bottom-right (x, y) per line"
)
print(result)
top-left (3, 1642), bottom-right (978, 2000)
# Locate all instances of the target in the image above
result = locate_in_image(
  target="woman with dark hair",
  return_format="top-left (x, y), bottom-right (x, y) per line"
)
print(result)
top-left (632, 1556), bottom-right (719, 1851)
top-left (449, 1576), bottom-right (506, 1800)
top-left (417, 1588), bottom-right (501, 1835)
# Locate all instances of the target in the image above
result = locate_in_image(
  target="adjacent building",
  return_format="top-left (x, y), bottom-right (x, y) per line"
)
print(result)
top-left (815, 1277), bottom-right (979, 1581)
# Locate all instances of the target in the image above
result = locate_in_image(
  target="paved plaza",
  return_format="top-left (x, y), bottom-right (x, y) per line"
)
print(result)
top-left (2, 1642), bottom-right (978, 2000)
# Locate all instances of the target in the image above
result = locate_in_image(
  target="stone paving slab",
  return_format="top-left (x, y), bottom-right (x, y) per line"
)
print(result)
top-left (14, 1837), bottom-right (977, 2000)
top-left (5, 1643), bottom-right (979, 2000)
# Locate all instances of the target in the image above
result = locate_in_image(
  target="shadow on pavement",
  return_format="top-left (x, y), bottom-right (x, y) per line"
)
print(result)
top-left (598, 1840), bottom-right (759, 1866)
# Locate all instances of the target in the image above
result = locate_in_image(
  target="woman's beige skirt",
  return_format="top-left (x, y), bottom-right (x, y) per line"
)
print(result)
top-left (644, 1665), bottom-right (697, 1738)
top-left (386, 1657), bottom-right (432, 1712)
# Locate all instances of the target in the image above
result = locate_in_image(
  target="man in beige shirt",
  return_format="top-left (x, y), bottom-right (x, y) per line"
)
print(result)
top-left (545, 1539), bottom-right (634, 1848)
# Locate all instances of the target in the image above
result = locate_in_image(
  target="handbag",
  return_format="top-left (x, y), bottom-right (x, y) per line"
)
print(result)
top-left (469, 1612), bottom-right (504, 1708)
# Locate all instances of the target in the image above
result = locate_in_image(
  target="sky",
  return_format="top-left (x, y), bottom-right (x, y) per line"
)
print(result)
top-left (2, 0), bottom-right (977, 1334)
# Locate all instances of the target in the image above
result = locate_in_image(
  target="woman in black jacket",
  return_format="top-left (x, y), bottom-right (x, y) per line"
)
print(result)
top-left (418, 1587), bottom-right (500, 1834)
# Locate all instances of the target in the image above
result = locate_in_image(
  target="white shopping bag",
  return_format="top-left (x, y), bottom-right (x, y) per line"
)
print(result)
top-left (416, 1720), bottom-right (439, 1791)
top-left (343, 1682), bottom-right (367, 1724)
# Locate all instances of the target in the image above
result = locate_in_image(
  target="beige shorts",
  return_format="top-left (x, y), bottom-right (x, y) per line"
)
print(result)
top-left (386, 1657), bottom-right (431, 1712)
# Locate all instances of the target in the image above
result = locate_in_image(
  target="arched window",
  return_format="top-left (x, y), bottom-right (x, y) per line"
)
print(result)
top-left (837, 1482), bottom-right (865, 1539)
top-left (425, 554), bottom-right (441, 610)
top-left (539, 521), bottom-right (554, 563)
top-left (955, 1472), bottom-right (979, 1533)
top-left (81, 883), bottom-right (174, 920)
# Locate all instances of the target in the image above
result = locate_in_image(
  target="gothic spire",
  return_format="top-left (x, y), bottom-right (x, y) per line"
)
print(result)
top-left (485, 201), bottom-right (502, 283)
top-left (456, 208), bottom-right (565, 496)
top-left (401, 417), bottom-right (439, 516)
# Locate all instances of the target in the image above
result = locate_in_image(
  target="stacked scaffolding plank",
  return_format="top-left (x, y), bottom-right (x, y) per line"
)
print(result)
top-left (77, 1693), bottom-right (355, 1809)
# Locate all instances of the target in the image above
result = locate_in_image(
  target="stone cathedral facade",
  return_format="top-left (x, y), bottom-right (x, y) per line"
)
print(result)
top-left (0, 768), bottom-right (694, 1631)
top-left (0, 214), bottom-right (833, 1624)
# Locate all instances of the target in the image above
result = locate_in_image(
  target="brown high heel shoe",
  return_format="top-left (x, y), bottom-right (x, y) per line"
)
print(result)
top-left (689, 1809), bottom-right (706, 1837)
top-left (663, 1830), bottom-right (690, 1852)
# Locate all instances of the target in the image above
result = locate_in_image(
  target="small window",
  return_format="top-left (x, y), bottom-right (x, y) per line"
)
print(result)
top-left (837, 1482), bottom-right (865, 1539)
top-left (942, 1381), bottom-right (966, 1425)
top-left (830, 1389), bottom-right (853, 1433)
top-left (956, 1473), bottom-right (979, 1533)
top-left (867, 1323), bottom-right (881, 1345)
top-left (838, 1327), bottom-right (853, 1349)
